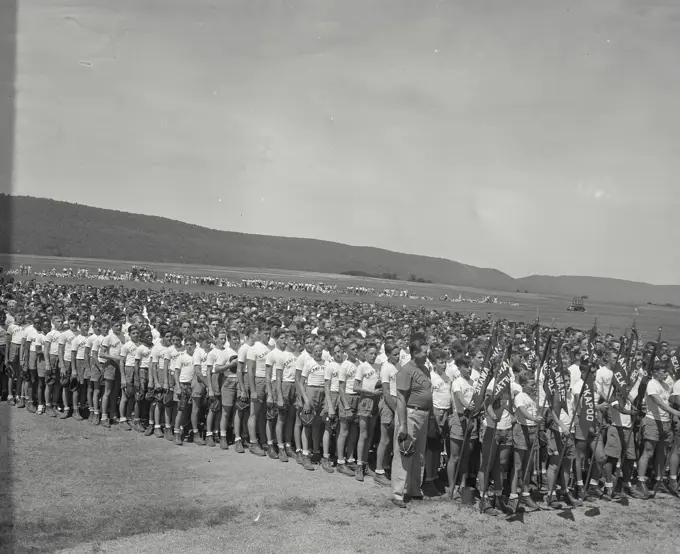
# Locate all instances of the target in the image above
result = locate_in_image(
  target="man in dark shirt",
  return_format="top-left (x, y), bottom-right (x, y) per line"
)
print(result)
top-left (391, 337), bottom-right (433, 507)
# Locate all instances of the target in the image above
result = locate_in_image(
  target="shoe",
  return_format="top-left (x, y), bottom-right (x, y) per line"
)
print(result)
top-left (133, 421), bottom-right (145, 433)
top-left (450, 486), bottom-right (462, 501)
top-left (544, 493), bottom-right (563, 510)
top-left (585, 485), bottom-right (603, 500)
top-left (278, 448), bottom-right (288, 462)
top-left (144, 425), bottom-right (155, 437)
top-left (374, 473), bottom-right (391, 487)
top-left (74, 411), bottom-right (84, 421)
top-left (347, 461), bottom-right (358, 471)
top-left (653, 482), bottom-right (670, 497)
top-left (267, 445), bottom-right (278, 459)
top-left (302, 455), bottom-right (315, 471)
top-left (88, 412), bottom-right (94, 422)
top-left (153, 427), bottom-right (163, 438)
top-left (285, 445), bottom-right (296, 459)
top-left (354, 464), bottom-right (364, 482)
top-left (206, 435), bottom-right (216, 447)
top-left (17, 398), bottom-right (26, 409)
top-left (480, 497), bottom-right (499, 516)
top-left (7, 397), bottom-right (14, 406)
top-left (27, 403), bottom-right (37, 413)
top-left (422, 481), bottom-right (442, 497)
top-left (574, 485), bottom-right (585, 500)
top-left (60, 408), bottom-right (71, 420)
top-left (338, 464), bottom-right (354, 476)
top-left (668, 480), bottom-right (679, 497)
top-left (497, 496), bottom-right (514, 514)
top-left (194, 435), bottom-right (206, 446)
top-left (164, 428), bottom-right (173, 441)
top-left (93, 414), bottom-right (101, 426)
top-left (46, 407), bottom-right (57, 417)
top-left (391, 498), bottom-right (407, 508)
top-left (321, 457), bottom-right (335, 473)
top-left (365, 467), bottom-right (376, 479)
top-left (249, 443), bottom-right (266, 456)
top-left (603, 487), bottom-right (614, 502)
top-left (36, 405), bottom-right (44, 415)
top-left (520, 494), bottom-right (539, 511)
top-left (174, 433), bottom-right (183, 446)
top-left (564, 493), bottom-right (583, 507)
top-left (636, 482), bottom-right (652, 499)
top-left (623, 485), bottom-right (645, 499)
top-left (102, 417), bottom-right (111, 428)
top-left (296, 451), bottom-right (303, 465)
top-left (120, 420), bottom-right (132, 431)
top-left (234, 440), bottom-right (245, 454)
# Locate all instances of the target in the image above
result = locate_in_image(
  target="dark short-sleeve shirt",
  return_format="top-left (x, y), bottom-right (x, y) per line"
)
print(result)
top-left (396, 361), bottom-right (432, 410)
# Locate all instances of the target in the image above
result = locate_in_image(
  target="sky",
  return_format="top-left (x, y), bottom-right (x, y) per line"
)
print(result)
top-left (9, 0), bottom-right (680, 284)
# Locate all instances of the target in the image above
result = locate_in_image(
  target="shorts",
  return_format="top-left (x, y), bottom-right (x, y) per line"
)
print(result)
top-left (102, 360), bottom-right (118, 381)
top-left (321, 391), bottom-right (339, 418)
top-left (137, 367), bottom-right (149, 392)
top-left (432, 407), bottom-right (451, 440)
top-left (191, 376), bottom-right (207, 399)
top-left (221, 376), bottom-right (238, 407)
top-left (28, 351), bottom-right (37, 371)
top-left (89, 359), bottom-right (102, 382)
top-left (358, 394), bottom-right (379, 418)
top-left (178, 382), bottom-right (192, 411)
top-left (49, 355), bottom-right (60, 373)
top-left (305, 385), bottom-right (325, 415)
top-left (603, 425), bottom-right (636, 460)
top-left (253, 377), bottom-right (267, 403)
top-left (641, 418), bottom-right (671, 446)
top-left (548, 429), bottom-right (576, 460)
top-left (124, 365), bottom-right (135, 387)
top-left (8, 343), bottom-right (20, 364)
top-left (36, 355), bottom-right (47, 378)
top-left (512, 424), bottom-right (538, 451)
top-left (75, 359), bottom-right (87, 383)
top-left (339, 394), bottom-right (360, 421)
top-left (379, 396), bottom-right (396, 427)
top-left (278, 381), bottom-right (297, 410)
top-left (448, 412), bottom-right (479, 441)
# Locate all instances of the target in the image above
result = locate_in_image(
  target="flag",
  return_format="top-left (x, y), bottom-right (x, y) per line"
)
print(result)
top-left (578, 363), bottom-right (597, 438)
top-left (553, 339), bottom-right (569, 416)
top-left (469, 323), bottom-right (501, 416)
top-left (669, 344), bottom-right (680, 380)
top-left (612, 333), bottom-right (635, 400)
top-left (539, 336), bottom-right (555, 409)
top-left (489, 343), bottom-right (513, 405)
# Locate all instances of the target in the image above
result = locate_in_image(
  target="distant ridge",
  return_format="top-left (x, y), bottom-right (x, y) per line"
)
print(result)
top-left (2, 194), bottom-right (680, 305)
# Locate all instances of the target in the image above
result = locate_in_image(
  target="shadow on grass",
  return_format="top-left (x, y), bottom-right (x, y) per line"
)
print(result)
top-left (11, 504), bottom-right (244, 554)
top-left (274, 496), bottom-right (318, 516)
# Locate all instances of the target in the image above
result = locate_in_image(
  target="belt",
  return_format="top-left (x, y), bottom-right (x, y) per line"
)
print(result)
top-left (406, 405), bottom-right (428, 412)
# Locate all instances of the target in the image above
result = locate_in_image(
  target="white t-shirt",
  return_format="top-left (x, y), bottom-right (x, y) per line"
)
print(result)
top-left (324, 360), bottom-right (341, 393)
top-left (301, 356), bottom-right (326, 387)
top-left (33, 333), bottom-right (46, 356)
top-left (339, 359), bottom-right (358, 395)
top-left (193, 346), bottom-right (209, 378)
top-left (431, 371), bottom-right (452, 410)
top-left (645, 378), bottom-right (672, 422)
top-left (266, 347), bottom-right (282, 382)
top-left (163, 344), bottom-right (182, 371)
top-left (380, 362), bottom-right (398, 397)
top-left (150, 343), bottom-right (167, 366)
top-left (275, 351), bottom-right (298, 383)
top-left (451, 376), bottom-right (474, 413)
top-left (595, 366), bottom-right (614, 403)
top-left (237, 343), bottom-right (251, 374)
top-left (176, 352), bottom-right (194, 383)
top-left (45, 330), bottom-right (61, 356)
top-left (99, 332), bottom-right (123, 364)
top-left (59, 330), bottom-right (76, 362)
top-left (121, 340), bottom-right (139, 367)
top-left (72, 334), bottom-right (88, 360)
top-left (26, 325), bottom-right (38, 352)
top-left (567, 363), bottom-right (581, 390)
top-left (216, 346), bottom-right (238, 378)
top-left (355, 361), bottom-right (380, 392)
top-left (514, 392), bottom-right (538, 427)
top-left (136, 344), bottom-right (151, 369)
top-left (247, 341), bottom-right (270, 378)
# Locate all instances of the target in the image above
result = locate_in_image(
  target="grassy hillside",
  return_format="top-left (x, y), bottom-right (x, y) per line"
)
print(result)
top-left (0, 195), bottom-right (515, 290)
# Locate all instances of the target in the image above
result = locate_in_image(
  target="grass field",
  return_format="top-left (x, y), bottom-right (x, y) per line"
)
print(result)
top-left (2, 407), bottom-right (680, 554)
top-left (2, 254), bottom-right (680, 553)
top-left (2, 254), bottom-right (679, 341)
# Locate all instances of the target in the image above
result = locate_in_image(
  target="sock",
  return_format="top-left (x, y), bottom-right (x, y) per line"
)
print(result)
top-left (605, 482), bottom-right (613, 488)
top-left (509, 493), bottom-right (518, 499)
top-left (670, 476), bottom-right (678, 481)
top-left (221, 431), bottom-right (227, 437)
top-left (639, 477), bottom-right (647, 482)
top-left (376, 469), bottom-right (385, 474)
top-left (348, 458), bottom-right (355, 463)
top-left (302, 450), bottom-right (309, 456)
top-left (285, 443), bottom-right (291, 448)
top-left (174, 428), bottom-right (181, 434)
top-left (589, 479), bottom-right (599, 487)
top-left (192, 428), bottom-right (198, 435)
top-left (267, 440), bottom-right (273, 445)
top-left (155, 424), bottom-right (161, 429)
top-left (576, 480), bottom-right (584, 486)
top-left (235, 437), bottom-right (242, 441)
top-left (338, 459), bottom-right (346, 465)
top-left (206, 431), bottom-right (213, 437)
top-left (119, 417), bottom-right (127, 423)
top-left (522, 491), bottom-right (530, 497)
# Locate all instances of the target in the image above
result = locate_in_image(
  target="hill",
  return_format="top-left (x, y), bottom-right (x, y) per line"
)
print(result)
top-left (0, 195), bottom-right (515, 291)
top-left (515, 275), bottom-right (680, 307)
top-left (2, 194), bottom-right (679, 305)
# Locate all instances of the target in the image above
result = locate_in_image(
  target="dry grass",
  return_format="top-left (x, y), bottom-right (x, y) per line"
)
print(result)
top-left (3, 408), bottom-right (680, 554)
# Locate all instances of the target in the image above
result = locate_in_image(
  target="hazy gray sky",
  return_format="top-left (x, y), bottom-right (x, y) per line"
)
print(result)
top-left (12, 0), bottom-right (680, 284)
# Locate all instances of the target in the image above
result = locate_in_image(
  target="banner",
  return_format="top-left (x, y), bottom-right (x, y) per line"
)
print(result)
top-left (469, 324), bottom-right (501, 416)
top-left (578, 365), bottom-right (596, 438)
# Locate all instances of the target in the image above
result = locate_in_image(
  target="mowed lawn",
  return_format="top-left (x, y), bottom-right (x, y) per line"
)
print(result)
top-left (0, 407), bottom-right (678, 554)
top-left (3, 254), bottom-right (680, 339)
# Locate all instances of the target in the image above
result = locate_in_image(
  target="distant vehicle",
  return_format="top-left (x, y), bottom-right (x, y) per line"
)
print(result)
top-left (567, 296), bottom-right (586, 312)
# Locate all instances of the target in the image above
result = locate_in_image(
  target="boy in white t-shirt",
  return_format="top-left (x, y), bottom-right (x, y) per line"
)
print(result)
top-left (375, 343), bottom-right (400, 486)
